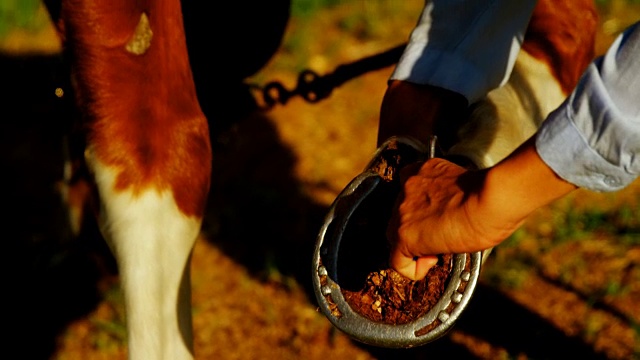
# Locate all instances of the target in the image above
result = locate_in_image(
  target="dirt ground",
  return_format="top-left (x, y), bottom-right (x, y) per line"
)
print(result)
top-left (2, 1), bottom-right (639, 359)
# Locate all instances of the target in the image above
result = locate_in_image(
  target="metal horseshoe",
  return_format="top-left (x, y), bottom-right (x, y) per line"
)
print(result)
top-left (311, 135), bottom-right (483, 348)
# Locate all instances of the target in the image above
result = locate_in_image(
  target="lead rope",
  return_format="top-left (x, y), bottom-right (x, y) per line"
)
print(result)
top-left (251, 43), bottom-right (406, 109)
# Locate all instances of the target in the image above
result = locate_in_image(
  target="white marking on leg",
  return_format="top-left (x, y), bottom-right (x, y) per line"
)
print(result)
top-left (126, 13), bottom-right (153, 55)
top-left (89, 154), bottom-right (199, 360)
top-left (448, 50), bottom-right (566, 169)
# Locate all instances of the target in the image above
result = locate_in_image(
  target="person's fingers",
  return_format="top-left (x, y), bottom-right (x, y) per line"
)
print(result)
top-left (390, 250), bottom-right (438, 280)
top-left (414, 255), bottom-right (439, 279)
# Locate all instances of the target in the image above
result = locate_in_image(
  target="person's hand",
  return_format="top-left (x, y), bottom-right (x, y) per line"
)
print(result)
top-left (387, 137), bottom-right (578, 280)
top-left (387, 158), bottom-right (512, 280)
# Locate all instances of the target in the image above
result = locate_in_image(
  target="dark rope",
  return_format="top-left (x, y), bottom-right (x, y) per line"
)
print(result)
top-left (256, 43), bottom-right (406, 109)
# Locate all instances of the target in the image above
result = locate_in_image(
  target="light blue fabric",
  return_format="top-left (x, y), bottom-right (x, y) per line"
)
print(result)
top-left (391, 1), bottom-right (640, 192)
top-left (390, 0), bottom-right (537, 103)
top-left (536, 23), bottom-right (640, 192)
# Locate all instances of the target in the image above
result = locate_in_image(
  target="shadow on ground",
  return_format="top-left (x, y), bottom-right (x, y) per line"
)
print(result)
top-left (361, 283), bottom-right (608, 359)
top-left (0, 53), bottom-right (113, 359)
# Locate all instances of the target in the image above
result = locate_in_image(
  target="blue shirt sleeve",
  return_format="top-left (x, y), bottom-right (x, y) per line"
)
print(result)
top-left (536, 22), bottom-right (640, 192)
top-left (390, 0), bottom-right (537, 103)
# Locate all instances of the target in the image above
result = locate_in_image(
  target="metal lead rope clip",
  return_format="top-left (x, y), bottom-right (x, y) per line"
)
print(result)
top-left (312, 135), bottom-right (482, 348)
top-left (429, 135), bottom-right (437, 159)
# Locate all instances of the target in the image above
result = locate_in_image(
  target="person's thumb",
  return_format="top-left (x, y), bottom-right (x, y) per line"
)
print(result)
top-left (390, 251), bottom-right (438, 281)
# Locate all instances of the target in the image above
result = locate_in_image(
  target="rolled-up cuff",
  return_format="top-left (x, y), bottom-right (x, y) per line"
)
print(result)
top-left (536, 105), bottom-right (636, 192)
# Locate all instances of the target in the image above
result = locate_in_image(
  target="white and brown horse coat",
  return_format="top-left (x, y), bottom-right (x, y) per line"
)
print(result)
top-left (55, 0), bottom-right (211, 358)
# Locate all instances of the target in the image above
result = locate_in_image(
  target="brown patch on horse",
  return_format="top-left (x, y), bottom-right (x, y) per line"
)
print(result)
top-left (523, 0), bottom-right (598, 94)
top-left (60, 0), bottom-right (211, 217)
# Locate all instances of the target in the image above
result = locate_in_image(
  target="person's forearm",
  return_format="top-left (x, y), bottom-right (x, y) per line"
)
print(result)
top-left (536, 22), bottom-right (640, 193)
top-left (479, 136), bottom-right (578, 240)
top-left (386, 136), bottom-right (577, 281)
